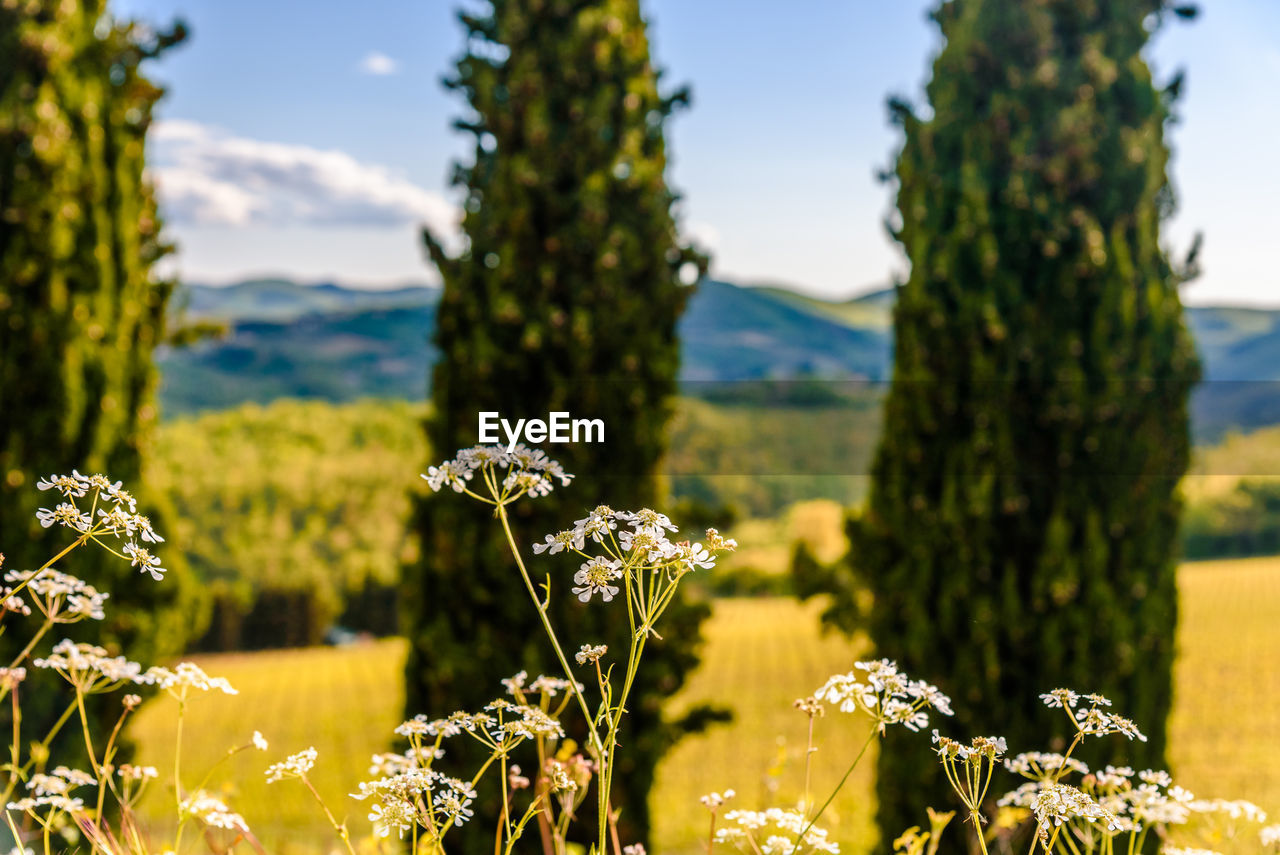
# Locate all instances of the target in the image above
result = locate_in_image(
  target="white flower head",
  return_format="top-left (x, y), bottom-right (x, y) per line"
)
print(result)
top-left (422, 444), bottom-right (572, 500)
top-left (145, 662), bottom-right (237, 697)
top-left (265, 747), bottom-right (319, 783)
top-left (575, 643), bottom-right (608, 665)
top-left (572, 556), bottom-right (623, 603)
top-left (813, 660), bottom-right (951, 733)
top-left (180, 791), bottom-right (249, 832)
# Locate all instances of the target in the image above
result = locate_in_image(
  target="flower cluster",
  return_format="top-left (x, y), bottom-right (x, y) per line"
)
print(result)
top-left (701, 789), bottom-right (737, 810)
top-left (180, 791), bottom-right (250, 832)
top-left (4, 568), bottom-right (108, 622)
top-left (813, 659), bottom-right (953, 733)
top-left (575, 643), bottom-right (608, 664)
top-left (1027, 784), bottom-right (1122, 845)
top-left (1000, 762), bottom-right (1198, 844)
top-left (33, 639), bottom-right (147, 693)
top-left (351, 767), bottom-right (477, 840)
top-left (534, 506), bottom-right (735, 611)
top-left (931, 732), bottom-right (1006, 763)
top-left (1040, 689), bottom-right (1146, 742)
top-left (932, 731), bottom-right (1006, 818)
top-left (35, 471), bottom-right (167, 580)
top-left (715, 807), bottom-right (840, 855)
top-left (265, 747), bottom-right (319, 783)
top-left (421, 444), bottom-right (572, 500)
top-left (145, 661), bottom-right (238, 700)
top-left (1005, 751), bottom-right (1090, 782)
top-left (500, 670), bottom-right (582, 701)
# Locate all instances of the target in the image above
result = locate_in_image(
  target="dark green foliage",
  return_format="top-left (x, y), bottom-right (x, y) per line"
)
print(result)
top-left (403, 0), bottom-right (710, 849)
top-left (823, 0), bottom-right (1201, 843)
top-left (0, 1), bottom-right (197, 730)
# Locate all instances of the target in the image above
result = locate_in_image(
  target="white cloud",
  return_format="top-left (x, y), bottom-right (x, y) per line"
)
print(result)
top-left (153, 165), bottom-right (263, 226)
top-left (358, 51), bottom-right (399, 76)
top-left (149, 120), bottom-right (458, 240)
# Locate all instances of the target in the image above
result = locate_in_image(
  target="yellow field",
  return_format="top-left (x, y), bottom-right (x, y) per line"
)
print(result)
top-left (129, 642), bottom-right (408, 854)
top-left (129, 557), bottom-right (1280, 854)
top-left (1169, 556), bottom-right (1280, 809)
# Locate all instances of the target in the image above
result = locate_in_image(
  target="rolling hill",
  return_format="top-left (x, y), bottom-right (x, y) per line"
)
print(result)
top-left (157, 278), bottom-right (1280, 440)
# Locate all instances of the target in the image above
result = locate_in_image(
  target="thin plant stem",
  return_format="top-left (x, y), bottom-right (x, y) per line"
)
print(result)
top-left (794, 726), bottom-right (877, 847)
top-left (94, 704), bottom-right (134, 828)
top-left (300, 774), bottom-right (358, 855)
top-left (7, 620), bottom-right (53, 671)
top-left (73, 690), bottom-right (100, 779)
top-left (173, 700), bottom-right (188, 855)
top-left (970, 810), bottom-right (990, 855)
top-left (495, 502), bottom-right (602, 757)
top-left (7, 684), bottom-right (20, 797)
top-left (5, 534), bottom-right (89, 604)
top-left (803, 714), bottom-right (816, 813)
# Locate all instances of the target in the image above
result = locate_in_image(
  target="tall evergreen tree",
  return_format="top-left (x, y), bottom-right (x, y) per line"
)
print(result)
top-left (822, 0), bottom-right (1200, 844)
top-left (0, 3), bottom-right (195, 702)
top-left (403, 0), bottom-right (709, 849)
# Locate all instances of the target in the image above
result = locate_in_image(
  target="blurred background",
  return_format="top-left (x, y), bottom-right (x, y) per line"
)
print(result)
top-left (3, 0), bottom-right (1280, 853)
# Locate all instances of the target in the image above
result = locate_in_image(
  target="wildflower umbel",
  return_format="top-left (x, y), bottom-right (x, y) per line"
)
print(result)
top-left (813, 659), bottom-right (953, 734)
top-left (145, 661), bottom-right (238, 700)
top-left (1041, 689), bottom-right (1147, 742)
top-left (933, 730), bottom-right (1007, 853)
top-left (265, 747), bottom-right (319, 782)
top-left (534, 505), bottom-right (736, 622)
top-left (180, 791), bottom-right (250, 832)
top-left (714, 807), bottom-right (840, 855)
top-left (33, 639), bottom-right (147, 693)
top-left (33, 470), bottom-right (168, 580)
top-left (1030, 784), bottom-right (1122, 846)
top-left (4, 569), bottom-right (108, 622)
top-left (421, 444), bottom-right (572, 501)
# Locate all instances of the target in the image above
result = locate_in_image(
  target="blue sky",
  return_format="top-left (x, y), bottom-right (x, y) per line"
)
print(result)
top-left (115, 0), bottom-right (1280, 305)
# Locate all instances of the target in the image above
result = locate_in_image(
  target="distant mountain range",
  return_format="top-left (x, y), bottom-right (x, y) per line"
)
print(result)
top-left (157, 278), bottom-right (1280, 440)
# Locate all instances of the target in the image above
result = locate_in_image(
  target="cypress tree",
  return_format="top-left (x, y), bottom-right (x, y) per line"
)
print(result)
top-left (827, 0), bottom-right (1200, 844)
top-left (0, 3), bottom-right (194, 704)
top-left (403, 0), bottom-right (709, 850)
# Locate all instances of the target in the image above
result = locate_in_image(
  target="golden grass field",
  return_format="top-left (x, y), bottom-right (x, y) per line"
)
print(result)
top-left (129, 557), bottom-right (1280, 854)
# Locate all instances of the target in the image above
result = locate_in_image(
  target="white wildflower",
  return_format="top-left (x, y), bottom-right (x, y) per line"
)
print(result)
top-left (576, 643), bottom-right (607, 664)
top-left (122, 542), bottom-right (166, 581)
top-left (265, 747), bottom-right (318, 782)
top-left (33, 639), bottom-right (146, 691)
top-left (180, 791), bottom-right (249, 831)
top-left (701, 789), bottom-right (737, 810)
top-left (572, 556), bottom-right (623, 603)
top-left (145, 662), bottom-right (237, 697)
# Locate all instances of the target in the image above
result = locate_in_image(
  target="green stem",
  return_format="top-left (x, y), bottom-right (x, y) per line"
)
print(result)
top-left (7, 620), bottom-right (53, 671)
top-left (301, 774), bottom-right (358, 855)
top-left (73, 690), bottom-right (100, 779)
top-left (5, 534), bottom-right (89, 604)
top-left (793, 726), bottom-right (877, 848)
top-left (494, 502), bottom-right (602, 755)
top-left (598, 631), bottom-right (646, 851)
top-left (970, 810), bottom-right (990, 855)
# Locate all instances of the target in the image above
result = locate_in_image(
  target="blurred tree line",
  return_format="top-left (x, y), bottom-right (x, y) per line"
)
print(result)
top-left (148, 399), bottom-right (422, 649)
